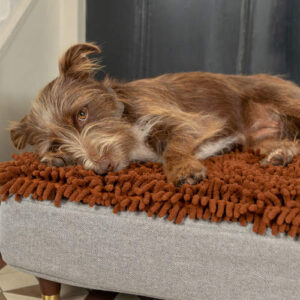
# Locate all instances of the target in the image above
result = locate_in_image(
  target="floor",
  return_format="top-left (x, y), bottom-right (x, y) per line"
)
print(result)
top-left (0, 265), bottom-right (140, 300)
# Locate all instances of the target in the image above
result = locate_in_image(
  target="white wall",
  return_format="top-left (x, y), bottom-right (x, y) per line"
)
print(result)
top-left (0, 0), bottom-right (85, 161)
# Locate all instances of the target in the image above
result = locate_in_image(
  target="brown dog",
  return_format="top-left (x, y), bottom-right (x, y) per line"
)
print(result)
top-left (9, 43), bottom-right (300, 185)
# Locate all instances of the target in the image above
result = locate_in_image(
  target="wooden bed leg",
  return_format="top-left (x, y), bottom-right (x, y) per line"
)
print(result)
top-left (37, 277), bottom-right (61, 300)
top-left (0, 252), bottom-right (6, 270)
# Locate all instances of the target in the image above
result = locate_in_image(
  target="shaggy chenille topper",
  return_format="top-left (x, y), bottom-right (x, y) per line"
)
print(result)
top-left (0, 150), bottom-right (300, 238)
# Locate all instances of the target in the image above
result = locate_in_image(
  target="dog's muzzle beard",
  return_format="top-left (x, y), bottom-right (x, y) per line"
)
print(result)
top-left (42, 121), bottom-right (134, 174)
top-left (41, 141), bottom-right (118, 174)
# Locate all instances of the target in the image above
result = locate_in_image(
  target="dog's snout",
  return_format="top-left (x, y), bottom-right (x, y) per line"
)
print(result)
top-left (90, 156), bottom-right (113, 174)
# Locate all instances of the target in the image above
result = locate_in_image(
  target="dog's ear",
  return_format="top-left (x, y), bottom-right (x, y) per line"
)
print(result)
top-left (104, 84), bottom-right (125, 118)
top-left (59, 43), bottom-right (101, 79)
top-left (115, 101), bottom-right (125, 118)
top-left (9, 116), bottom-right (30, 150)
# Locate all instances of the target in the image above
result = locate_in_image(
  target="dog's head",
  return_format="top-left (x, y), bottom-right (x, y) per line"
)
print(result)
top-left (10, 43), bottom-right (134, 173)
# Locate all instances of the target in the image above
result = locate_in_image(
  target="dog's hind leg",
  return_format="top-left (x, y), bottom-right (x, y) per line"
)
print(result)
top-left (243, 77), bottom-right (300, 166)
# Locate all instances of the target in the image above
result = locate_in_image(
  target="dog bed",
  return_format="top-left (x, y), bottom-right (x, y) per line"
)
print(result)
top-left (0, 150), bottom-right (300, 237)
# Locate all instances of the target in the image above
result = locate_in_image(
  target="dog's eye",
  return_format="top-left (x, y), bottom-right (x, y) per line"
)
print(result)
top-left (49, 142), bottom-right (60, 152)
top-left (77, 107), bottom-right (88, 121)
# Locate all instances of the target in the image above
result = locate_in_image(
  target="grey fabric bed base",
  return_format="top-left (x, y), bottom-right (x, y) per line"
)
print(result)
top-left (0, 197), bottom-right (299, 300)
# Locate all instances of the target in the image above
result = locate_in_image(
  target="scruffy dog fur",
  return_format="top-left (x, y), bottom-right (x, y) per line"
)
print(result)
top-left (9, 43), bottom-right (300, 185)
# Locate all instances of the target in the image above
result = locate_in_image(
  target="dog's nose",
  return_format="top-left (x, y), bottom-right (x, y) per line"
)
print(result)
top-left (92, 157), bottom-right (113, 174)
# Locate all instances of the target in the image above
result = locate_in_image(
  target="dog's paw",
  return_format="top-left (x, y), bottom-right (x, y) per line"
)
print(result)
top-left (165, 159), bottom-right (207, 186)
top-left (41, 156), bottom-right (66, 167)
top-left (41, 153), bottom-right (74, 167)
top-left (260, 147), bottom-right (294, 166)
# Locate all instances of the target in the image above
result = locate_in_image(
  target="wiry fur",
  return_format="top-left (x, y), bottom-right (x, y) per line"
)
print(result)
top-left (9, 43), bottom-right (300, 185)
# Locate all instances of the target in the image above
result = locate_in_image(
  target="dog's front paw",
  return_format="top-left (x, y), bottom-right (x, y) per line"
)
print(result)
top-left (260, 147), bottom-right (294, 166)
top-left (41, 153), bottom-right (74, 167)
top-left (41, 155), bottom-right (66, 167)
top-left (165, 159), bottom-right (207, 186)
